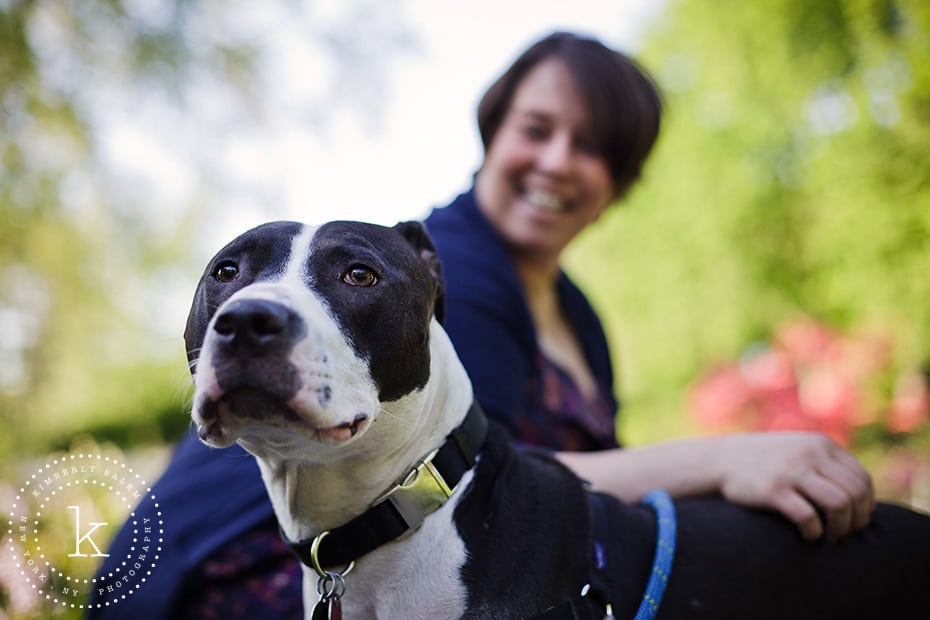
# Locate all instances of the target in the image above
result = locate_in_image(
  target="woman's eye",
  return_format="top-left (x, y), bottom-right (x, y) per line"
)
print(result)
top-left (214, 261), bottom-right (239, 283)
top-left (522, 124), bottom-right (547, 140)
top-left (342, 266), bottom-right (378, 287)
top-left (575, 136), bottom-right (602, 156)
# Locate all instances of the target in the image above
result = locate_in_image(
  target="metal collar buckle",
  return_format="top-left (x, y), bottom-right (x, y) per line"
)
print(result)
top-left (374, 448), bottom-right (455, 536)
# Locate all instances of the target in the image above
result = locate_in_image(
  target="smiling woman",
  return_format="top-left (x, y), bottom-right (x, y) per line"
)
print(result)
top-left (426, 32), bottom-right (662, 453)
top-left (423, 31), bottom-right (878, 547)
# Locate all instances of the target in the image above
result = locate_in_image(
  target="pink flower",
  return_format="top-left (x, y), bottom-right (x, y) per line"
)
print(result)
top-left (689, 318), bottom-right (925, 450)
top-left (689, 365), bottom-right (751, 430)
top-left (775, 319), bottom-right (835, 363)
top-left (887, 372), bottom-right (930, 433)
top-left (741, 348), bottom-right (795, 393)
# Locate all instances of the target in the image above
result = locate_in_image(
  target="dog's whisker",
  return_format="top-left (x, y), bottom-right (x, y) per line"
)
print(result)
top-left (241, 437), bottom-right (297, 461)
top-left (379, 405), bottom-right (408, 424)
top-left (170, 367), bottom-right (195, 399)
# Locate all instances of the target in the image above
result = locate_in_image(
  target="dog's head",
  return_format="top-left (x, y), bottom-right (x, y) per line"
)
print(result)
top-left (185, 220), bottom-right (445, 455)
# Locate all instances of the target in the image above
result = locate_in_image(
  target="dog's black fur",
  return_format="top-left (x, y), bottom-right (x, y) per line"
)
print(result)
top-left (460, 423), bottom-right (930, 618)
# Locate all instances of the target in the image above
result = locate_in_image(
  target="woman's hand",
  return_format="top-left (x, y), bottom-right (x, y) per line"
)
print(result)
top-left (714, 432), bottom-right (875, 542)
top-left (557, 431), bottom-right (876, 542)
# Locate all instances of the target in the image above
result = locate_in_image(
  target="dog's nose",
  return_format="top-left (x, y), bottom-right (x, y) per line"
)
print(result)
top-left (213, 298), bottom-right (293, 350)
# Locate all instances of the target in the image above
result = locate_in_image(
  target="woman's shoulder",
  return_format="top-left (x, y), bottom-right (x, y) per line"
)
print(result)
top-left (424, 189), bottom-right (519, 298)
top-left (424, 189), bottom-right (496, 251)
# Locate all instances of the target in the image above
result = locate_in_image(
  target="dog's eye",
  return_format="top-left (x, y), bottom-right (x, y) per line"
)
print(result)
top-left (342, 266), bottom-right (378, 287)
top-left (214, 261), bottom-right (239, 283)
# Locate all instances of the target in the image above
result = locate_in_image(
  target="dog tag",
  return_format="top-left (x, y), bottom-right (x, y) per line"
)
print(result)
top-left (313, 567), bottom-right (347, 620)
top-left (310, 596), bottom-right (342, 620)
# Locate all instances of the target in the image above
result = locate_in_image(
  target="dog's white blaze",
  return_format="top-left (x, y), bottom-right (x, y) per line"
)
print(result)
top-left (284, 225), bottom-right (381, 440)
top-left (284, 224), bottom-right (316, 282)
top-left (285, 285), bottom-right (378, 432)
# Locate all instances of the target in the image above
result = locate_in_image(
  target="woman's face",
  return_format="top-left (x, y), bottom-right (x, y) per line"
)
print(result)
top-left (475, 58), bottom-right (615, 262)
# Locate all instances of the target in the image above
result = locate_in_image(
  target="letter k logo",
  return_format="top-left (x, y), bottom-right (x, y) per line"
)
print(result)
top-left (67, 506), bottom-right (110, 557)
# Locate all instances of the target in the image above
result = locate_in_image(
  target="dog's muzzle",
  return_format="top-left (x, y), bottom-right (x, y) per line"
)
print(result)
top-left (207, 297), bottom-right (306, 401)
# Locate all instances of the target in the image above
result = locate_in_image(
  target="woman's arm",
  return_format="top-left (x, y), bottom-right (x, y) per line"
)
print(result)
top-left (556, 432), bottom-right (875, 542)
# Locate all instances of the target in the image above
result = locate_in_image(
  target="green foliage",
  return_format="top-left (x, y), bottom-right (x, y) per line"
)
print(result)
top-left (0, 1), bottom-right (240, 457)
top-left (1, 4), bottom-right (415, 616)
top-left (0, 1), bottom-right (417, 461)
top-left (567, 0), bottom-right (930, 445)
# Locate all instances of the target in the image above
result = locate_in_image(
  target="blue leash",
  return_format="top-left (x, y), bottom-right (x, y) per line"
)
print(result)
top-left (633, 489), bottom-right (677, 620)
top-left (532, 488), bottom-right (677, 620)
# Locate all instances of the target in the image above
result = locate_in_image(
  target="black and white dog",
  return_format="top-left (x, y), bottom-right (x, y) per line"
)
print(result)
top-left (186, 220), bottom-right (930, 619)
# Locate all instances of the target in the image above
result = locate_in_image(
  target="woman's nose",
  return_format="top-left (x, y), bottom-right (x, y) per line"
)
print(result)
top-left (536, 133), bottom-right (574, 174)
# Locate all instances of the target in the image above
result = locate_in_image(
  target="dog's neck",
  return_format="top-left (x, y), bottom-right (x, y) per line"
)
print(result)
top-left (247, 321), bottom-right (474, 545)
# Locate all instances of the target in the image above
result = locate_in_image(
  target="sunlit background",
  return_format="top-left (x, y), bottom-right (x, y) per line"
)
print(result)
top-left (2, 1), bottom-right (929, 616)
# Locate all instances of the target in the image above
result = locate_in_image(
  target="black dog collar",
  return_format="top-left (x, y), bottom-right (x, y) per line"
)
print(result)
top-left (282, 402), bottom-right (488, 570)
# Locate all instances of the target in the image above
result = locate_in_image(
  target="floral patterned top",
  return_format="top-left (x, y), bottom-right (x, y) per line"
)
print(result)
top-left (523, 353), bottom-right (620, 451)
top-left (178, 518), bottom-right (303, 619)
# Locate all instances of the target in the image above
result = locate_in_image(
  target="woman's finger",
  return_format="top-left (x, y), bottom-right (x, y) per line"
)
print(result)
top-left (817, 455), bottom-right (874, 532)
top-left (796, 471), bottom-right (854, 542)
top-left (767, 487), bottom-right (824, 542)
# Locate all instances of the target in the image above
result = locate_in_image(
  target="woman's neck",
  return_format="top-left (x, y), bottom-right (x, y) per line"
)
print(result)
top-left (513, 254), bottom-right (598, 400)
top-left (513, 254), bottom-right (560, 317)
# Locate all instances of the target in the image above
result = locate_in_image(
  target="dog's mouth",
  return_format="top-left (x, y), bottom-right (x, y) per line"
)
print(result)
top-left (196, 387), bottom-right (370, 445)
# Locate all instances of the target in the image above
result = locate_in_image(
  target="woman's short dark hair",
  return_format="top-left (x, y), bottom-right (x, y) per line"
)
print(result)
top-left (477, 31), bottom-right (663, 199)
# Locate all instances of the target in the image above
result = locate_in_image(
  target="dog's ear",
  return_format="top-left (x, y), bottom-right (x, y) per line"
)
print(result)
top-left (393, 220), bottom-right (446, 325)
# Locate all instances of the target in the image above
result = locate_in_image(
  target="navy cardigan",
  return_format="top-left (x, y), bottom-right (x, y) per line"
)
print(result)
top-left (424, 188), bottom-right (619, 447)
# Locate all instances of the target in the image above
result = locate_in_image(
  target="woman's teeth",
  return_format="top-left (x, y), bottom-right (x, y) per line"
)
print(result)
top-left (524, 189), bottom-right (566, 212)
